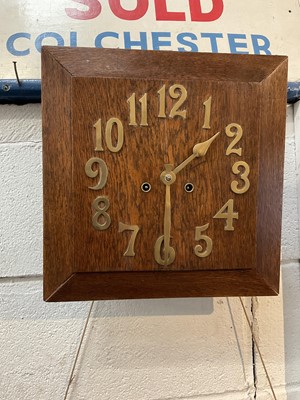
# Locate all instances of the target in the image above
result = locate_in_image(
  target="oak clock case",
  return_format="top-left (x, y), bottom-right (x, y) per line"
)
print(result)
top-left (42, 47), bottom-right (287, 301)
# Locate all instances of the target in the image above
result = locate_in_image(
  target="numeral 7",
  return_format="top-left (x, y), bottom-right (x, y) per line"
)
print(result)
top-left (118, 222), bottom-right (140, 257)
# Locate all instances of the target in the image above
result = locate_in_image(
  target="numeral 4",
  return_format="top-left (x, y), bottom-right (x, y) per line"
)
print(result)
top-left (213, 199), bottom-right (238, 231)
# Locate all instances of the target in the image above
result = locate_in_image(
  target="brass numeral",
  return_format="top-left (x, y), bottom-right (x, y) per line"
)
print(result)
top-left (94, 118), bottom-right (124, 153)
top-left (92, 196), bottom-right (111, 231)
top-left (154, 235), bottom-right (175, 266)
top-left (231, 161), bottom-right (250, 194)
top-left (118, 222), bottom-right (140, 256)
top-left (225, 123), bottom-right (243, 156)
top-left (169, 84), bottom-right (187, 119)
top-left (94, 119), bottom-right (104, 151)
top-left (127, 92), bottom-right (148, 127)
top-left (157, 84), bottom-right (187, 119)
top-left (213, 199), bottom-right (238, 231)
top-left (106, 117), bottom-right (124, 152)
top-left (157, 84), bottom-right (166, 118)
top-left (194, 223), bottom-right (212, 258)
top-left (85, 157), bottom-right (108, 190)
top-left (202, 96), bottom-right (212, 129)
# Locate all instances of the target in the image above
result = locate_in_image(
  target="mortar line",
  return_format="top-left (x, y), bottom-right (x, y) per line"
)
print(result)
top-left (280, 259), bottom-right (300, 266)
top-left (0, 274), bottom-right (42, 283)
top-left (0, 140), bottom-right (42, 145)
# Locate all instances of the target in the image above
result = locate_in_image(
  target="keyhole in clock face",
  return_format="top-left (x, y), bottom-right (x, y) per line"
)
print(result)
top-left (141, 182), bottom-right (151, 192)
top-left (184, 183), bottom-right (194, 193)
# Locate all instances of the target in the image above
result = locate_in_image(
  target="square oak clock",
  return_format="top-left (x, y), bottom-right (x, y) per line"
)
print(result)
top-left (42, 46), bottom-right (287, 301)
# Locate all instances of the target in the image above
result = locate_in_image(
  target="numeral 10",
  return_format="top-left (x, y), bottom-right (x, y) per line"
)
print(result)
top-left (94, 118), bottom-right (124, 152)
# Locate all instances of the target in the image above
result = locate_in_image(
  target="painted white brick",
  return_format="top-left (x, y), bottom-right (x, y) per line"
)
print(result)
top-left (0, 104), bottom-right (41, 143)
top-left (0, 279), bottom-right (89, 400)
top-left (286, 105), bottom-right (294, 139)
top-left (281, 137), bottom-right (300, 261)
top-left (0, 279), bottom-right (254, 400)
top-left (254, 263), bottom-right (300, 399)
top-left (0, 142), bottom-right (42, 277)
top-left (66, 297), bottom-right (254, 400)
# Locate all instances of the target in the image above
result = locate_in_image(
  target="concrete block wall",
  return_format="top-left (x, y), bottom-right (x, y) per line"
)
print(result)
top-left (0, 103), bottom-right (299, 400)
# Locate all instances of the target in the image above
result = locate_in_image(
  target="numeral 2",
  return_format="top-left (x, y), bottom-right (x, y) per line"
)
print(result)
top-left (225, 123), bottom-right (243, 156)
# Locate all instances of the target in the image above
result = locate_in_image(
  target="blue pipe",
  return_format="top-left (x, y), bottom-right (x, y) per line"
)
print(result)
top-left (287, 82), bottom-right (300, 104)
top-left (0, 80), bottom-right (41, 104)
top-left (0, 79), bottom-right (299, 104)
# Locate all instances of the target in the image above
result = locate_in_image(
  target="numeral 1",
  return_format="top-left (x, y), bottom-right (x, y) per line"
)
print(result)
top-left (94, 119), bottom-right (104, 151)
top-left (94, 118), bottom-right (124, 153)
top-left (213, 199), bottom-right (238, 231)
top-left (118, 222), bottom-right (140, 257)
top-left (157, 85), bottom-right (166, 118)
top-left (202, 96), bottom-right (212, 129)
top-left (127, 93), bottom-right (148, 126)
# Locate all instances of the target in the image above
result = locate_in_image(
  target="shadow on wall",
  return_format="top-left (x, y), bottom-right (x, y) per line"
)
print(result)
top-left (283, 265), bottom-right (300, 400)
top-left (92, 297), bottom-right (214, 318)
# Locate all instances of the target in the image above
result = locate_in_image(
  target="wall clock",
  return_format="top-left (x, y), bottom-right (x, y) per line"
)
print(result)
top-left (42, 47), bottom-right (287, 301)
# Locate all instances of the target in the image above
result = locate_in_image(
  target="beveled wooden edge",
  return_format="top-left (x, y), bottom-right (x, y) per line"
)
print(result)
top-left (42, 48), bottom-right (74, 300)
top-left (255, 57), bottom-right (288, 293)
top-left (42, 46), bottom-right (287, 83)
top-left (44, 270), bottom-right (278, 302)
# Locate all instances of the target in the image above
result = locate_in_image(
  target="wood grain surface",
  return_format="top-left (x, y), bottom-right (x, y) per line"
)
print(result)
top-left (42, 47), bottom-right (287, 301)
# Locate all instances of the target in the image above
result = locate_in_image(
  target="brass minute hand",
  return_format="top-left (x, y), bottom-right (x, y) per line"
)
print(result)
top-left (173, 131), bottom-right (220, 175)
top-left (160, 164), bottom-right (175, 266)
top-left (164, 184), bottom-right (171, 266)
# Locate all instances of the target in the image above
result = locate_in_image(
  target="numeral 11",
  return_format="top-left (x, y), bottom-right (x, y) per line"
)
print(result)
top-left (127, 93), bottom-right (148, 126)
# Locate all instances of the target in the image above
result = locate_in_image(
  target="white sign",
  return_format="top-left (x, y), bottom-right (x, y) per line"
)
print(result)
top-left (1, 0), bottom-right (299, 80)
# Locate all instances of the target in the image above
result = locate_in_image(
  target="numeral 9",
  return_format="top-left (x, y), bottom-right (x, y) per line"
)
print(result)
top-left (85, 157), bottom-right (108, 190)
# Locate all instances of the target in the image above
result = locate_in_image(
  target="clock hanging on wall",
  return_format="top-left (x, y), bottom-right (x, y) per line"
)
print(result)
top-left (42, 47), bottom-right (287, 301)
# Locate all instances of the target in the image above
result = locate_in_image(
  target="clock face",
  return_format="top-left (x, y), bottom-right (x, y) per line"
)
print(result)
top-left (72, 77), bottom-right (258, 273)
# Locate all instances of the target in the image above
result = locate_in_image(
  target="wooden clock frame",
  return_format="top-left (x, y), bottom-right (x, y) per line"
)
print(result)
top-left (42, 46), bottom-right (287, 301)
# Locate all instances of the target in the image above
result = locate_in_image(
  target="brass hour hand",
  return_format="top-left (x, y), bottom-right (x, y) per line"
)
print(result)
top-left (173, 131), bottom-right (220, 175)
top-left (193, 131), bottom-right (220, 157)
